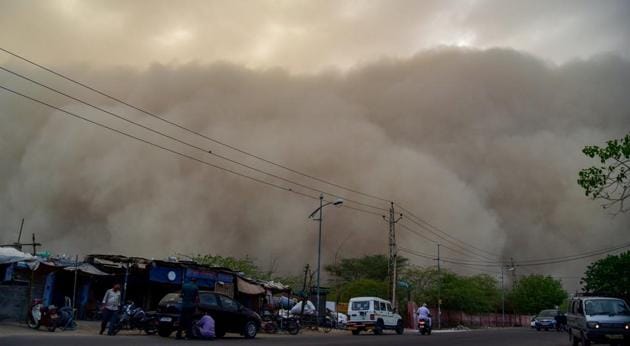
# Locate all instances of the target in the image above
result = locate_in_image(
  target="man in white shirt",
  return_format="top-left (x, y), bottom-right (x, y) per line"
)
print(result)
top-left (100, 283), bottom-right (121, 335)
top-left (416, 303), bottom-right (432, 328)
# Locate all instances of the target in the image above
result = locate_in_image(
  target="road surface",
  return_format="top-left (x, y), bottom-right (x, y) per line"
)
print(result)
top-left (0, 328), bottom-right (569, 345)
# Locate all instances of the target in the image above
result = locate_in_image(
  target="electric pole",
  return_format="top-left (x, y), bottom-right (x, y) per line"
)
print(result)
top-left (437, 243), bottom-right (441, 330)
top-left (501, 264), bottom-right (505, 327)
top-left (384, 202), bottom-right (402, 308)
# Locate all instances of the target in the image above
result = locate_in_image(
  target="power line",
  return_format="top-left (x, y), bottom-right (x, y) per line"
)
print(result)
top-left (0, 47), bottom-right (390, 204)
top-left (0, 65), bottom-right (388, 213)
top-left (398, 222), bottom-right (497, 262)
top-left (0, 84), bottom-right (385, 225)
top-left (396, 203), bottom-right (502, 260)
top-left (398, 215), bottom-right (500, 262)
top-left (513, 243), bottom-right (630, 267)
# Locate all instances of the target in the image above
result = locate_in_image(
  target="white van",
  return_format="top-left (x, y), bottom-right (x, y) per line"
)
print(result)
top-left (346, 297), bottom-right (404, 335)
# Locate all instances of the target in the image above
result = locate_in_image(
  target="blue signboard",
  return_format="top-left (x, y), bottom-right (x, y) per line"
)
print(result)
top-left (185, 268), bottom-right (216, 288)
top-left (149, 266), bottom-right (184, 284)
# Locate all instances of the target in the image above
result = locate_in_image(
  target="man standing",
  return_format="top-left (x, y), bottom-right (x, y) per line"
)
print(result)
top-left (416, 303), bottom-right (432, 328)
top-left (176, 277), bottom-right (199, 340)
top-left (100, 283), bottom-right (121, 335)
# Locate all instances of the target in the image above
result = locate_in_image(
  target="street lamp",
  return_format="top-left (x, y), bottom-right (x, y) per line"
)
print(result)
top-left (308, 193), bottom-right (343, 325)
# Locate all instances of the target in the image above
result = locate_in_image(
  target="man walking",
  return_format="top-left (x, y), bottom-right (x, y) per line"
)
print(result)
top-left (176, 277), bottom-right (199, 340)
top-left (100, 283), bottom-right (121, 335)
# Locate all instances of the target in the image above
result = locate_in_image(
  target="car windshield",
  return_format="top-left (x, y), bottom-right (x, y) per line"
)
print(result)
top-left (351, 301), bottom-right (370, 311)
top-left (584, 299), bottom-right (630, 316)
top-left (158, 293), bottom-right (182, 306)
top-left (538, 310), bottom-right (557, 317)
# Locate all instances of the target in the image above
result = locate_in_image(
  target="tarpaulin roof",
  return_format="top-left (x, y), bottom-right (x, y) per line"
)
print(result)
top-left (237, 277), bottom-right (266, 295)
top-left (0, 247), bottom-right (35, 264)
top-left (63, 263), bottom-right (110, 276)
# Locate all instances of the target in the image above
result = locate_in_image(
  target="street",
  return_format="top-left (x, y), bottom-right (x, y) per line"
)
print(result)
top-left (0, 328), bottom-right (569, 346)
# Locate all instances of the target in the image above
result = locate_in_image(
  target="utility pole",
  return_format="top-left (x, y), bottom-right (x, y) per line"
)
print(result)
top-left (501, 264), bottom-right (505, 327)
top-left (510, 258), bottom-right (516, 284)
top-left (384, 202), bottom-right (402, 308)
top-left (437, 243), bottom-right (441, 330)
top-left (16, 218), bottom-right (24, 248)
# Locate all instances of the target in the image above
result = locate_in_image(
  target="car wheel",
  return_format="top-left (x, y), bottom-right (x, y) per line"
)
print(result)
top-left (287, 320), bottom-right (300, 335)
top-left (395, 320), bottom-right (404, 335)
top-left (420, 329), bottom-right (426, 335)
top-left (352, 329), bottom-right (360, 335)
top-left (374, 320), bottom-right (384, 335)
top-left (581, 332), bottom-right (591, 346)
top-left (157, 327), bottom-right (172, 337)
top-left (243, 320), bottom-right (257, 339)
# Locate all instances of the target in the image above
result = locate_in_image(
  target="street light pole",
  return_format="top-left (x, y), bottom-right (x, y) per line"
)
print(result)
top-left (308, 194), bottom-right (343, 327)
top-left (316, 193), bottom-right (323, 324)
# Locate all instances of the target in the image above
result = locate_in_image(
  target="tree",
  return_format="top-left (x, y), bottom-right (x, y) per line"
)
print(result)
top-left (400, 266), bottom-right (501, 314)
top-left (193, 254), bottom-right (269, 279)
top-left (508, 275), bottom-right (567, 314)
top-left (581, 251), bottom-right (630, 301)
top-left (325, 254), bottom-right (407, 282)
top-left (332, 279), bottom-right (389, 302)
top-left (578, 133), bottom-right (630, 213)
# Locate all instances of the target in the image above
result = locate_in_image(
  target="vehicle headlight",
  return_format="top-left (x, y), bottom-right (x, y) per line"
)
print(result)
top-left (587, 322), bottom-right (599, 329)
top-left (625, 324), bottom-right (629, 330)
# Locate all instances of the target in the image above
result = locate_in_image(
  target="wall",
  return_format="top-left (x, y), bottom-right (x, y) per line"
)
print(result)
top-left (0, 284), bottom-right (29, 321)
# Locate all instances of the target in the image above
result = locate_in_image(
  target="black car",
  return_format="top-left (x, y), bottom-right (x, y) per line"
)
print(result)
top-left (155, 291), bottom-right (261, 339)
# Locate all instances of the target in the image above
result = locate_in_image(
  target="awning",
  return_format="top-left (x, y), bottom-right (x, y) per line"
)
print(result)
top-left (237, 277), bottom-right (265, 295)
top-left (0, 247), bottom-right (35, 264)
top-left (64, 263), bottom-right (111, 276)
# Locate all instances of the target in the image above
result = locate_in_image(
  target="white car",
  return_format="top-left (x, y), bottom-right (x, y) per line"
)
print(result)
top-left (346, 297), bottom-right (404, 335)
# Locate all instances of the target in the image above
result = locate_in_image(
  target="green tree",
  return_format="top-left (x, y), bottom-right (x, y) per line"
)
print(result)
top-left (581, 251), bottom-right (630, 301)
top-left (508, 275), bottom-right (567, 314)
top-left (325, 254), bottom-right (407, 282)
top-left (193, 254), bottom-right (268, 279)
top-left (332, 279), bottom-right (389, 302)
top-left (578, 133), bottom-right (630, 213)
top-left (400, 266), bottom-right (501, 314)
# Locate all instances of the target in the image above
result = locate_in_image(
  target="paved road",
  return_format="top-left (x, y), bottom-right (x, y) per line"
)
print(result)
top-left (0, 328), bottom-right (569, 346)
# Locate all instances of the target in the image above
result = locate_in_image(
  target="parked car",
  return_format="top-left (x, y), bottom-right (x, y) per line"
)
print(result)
top-left (155, 291), bottom-right (261, 339)
top-left (346, 297), bottom-right (404, 335)
top-left (567, 296), bottom-right (630, 346)
top-left (533, 309), bottom-right (559, 331)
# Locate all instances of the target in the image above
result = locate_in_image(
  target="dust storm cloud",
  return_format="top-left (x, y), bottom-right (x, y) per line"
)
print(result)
top-left (1, 47), bottom-right (629, 287)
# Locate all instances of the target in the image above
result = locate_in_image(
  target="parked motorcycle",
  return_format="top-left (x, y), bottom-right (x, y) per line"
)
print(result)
top-left (28, 299), bottom-right (60, 332)
top-left (418, 316), bottom-right (432, 335)
top-left (261, 313), bottom-right (300, 335)
top-left (111, 301), bottom-right (157, 335)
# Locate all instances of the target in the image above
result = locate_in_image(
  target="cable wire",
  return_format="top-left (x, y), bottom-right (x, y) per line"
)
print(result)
top-left (0, 47), bottom-right (390, 204)
top-left (0, 65), bottom-right (388, 213)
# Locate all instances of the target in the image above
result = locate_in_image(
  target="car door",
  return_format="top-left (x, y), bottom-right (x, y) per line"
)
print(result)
top-left (385, 303), bottom-right (395, 326)
top-left (199, 292), bottom-right (220, 319)
top-left (218, 294), bottom-right (243, 333)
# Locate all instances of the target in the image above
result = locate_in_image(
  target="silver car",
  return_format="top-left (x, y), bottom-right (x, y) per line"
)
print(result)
top-left (567, 296), bottom-right (630, 346)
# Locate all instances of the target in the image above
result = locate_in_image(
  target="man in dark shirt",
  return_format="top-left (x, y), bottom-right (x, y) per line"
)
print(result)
top-left (176, 277), bottom-right (199, 339)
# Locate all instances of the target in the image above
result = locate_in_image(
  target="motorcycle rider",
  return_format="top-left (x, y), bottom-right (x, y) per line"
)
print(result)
top-left (416, 303), bottom-right (432, 328)
top-left (100, 283), bottom-right (121, 335)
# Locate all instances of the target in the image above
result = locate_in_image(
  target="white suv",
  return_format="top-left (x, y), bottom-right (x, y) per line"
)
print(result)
top-left (346, 297), bottom-right (404, 335)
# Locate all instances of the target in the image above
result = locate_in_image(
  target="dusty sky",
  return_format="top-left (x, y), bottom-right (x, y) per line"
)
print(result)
top-left (0, 0), bottom-right (629, 72)
top-left (1, 0), bottom-right (629, 290)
